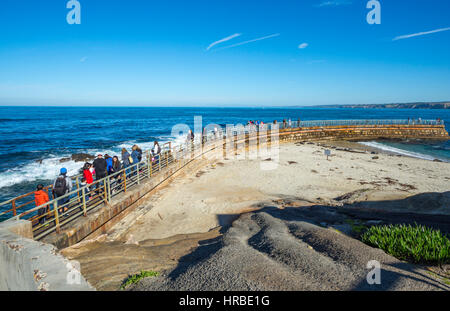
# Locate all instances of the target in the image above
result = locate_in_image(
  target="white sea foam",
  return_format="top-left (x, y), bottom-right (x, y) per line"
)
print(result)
top-left (359, 141), bottom-right (437, 161)
top-left (0, 135), bottom-right (185, 189)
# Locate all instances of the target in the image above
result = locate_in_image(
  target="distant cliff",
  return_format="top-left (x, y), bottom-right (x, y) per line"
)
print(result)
top-left (316, 102), bottom-right (450, 109)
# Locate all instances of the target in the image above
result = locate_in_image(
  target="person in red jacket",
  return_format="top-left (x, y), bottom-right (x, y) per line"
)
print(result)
top-left (34, 184), bottom-right (49, 225)
top-left (82, 162), bottom-right (94, 200)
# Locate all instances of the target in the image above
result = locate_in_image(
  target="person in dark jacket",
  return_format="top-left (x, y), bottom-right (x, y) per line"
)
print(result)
top-left (111, 156), bottom-right (122, 173)
top-left (110, 156), bottom-right (123, 193)
top-left (136, 146), bottom-right (143, 162)
top-left (52, 168), bottom-right (73, 212)
top-left (93, 154), bottom-right (107, 192)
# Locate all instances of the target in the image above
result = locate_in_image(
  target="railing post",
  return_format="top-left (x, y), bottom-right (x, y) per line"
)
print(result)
top-left (137, 162), bottom-right (140, 185)
top-left (147, 153), bottom-right (151, 178)
top-left (81, 187), bottom-right (87, 216)
top-left (106, 176), bottom-right (111, 202)
top-left (12, 200), bottom-right (16, 216)
top-left (104, 179), bottom-right (108, 203)
top-left (76, 177), bottom-right (80, 203)
top-left (54, 201), bottom-right (60, 234)
top-left (159, 155), bottom-right (162, 172)
top-left (123, 170), bottom-right (127, 193)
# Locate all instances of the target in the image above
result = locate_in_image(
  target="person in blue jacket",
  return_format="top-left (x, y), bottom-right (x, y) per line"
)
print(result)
top-left (105, 154), bottom-right (113, 175)
top-left (131, 145), bottom-right (140, 163)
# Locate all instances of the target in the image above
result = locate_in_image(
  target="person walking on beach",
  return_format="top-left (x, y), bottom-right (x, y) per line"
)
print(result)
top-left (52, 168), bottom-right (73, 212)
top-left (34, 184), bottom-right (49, 225)
top-left (93, 154), bottom-right (107, 192)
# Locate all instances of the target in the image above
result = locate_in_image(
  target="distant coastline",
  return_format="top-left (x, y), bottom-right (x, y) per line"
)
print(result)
top-left (310, 102), bottom-right (450, 110)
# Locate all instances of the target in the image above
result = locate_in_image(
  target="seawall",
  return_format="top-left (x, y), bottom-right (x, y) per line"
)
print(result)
top-left (0, 220), bottom-right (94, 291)
top-left (0, 122), bottom-right (448, 290)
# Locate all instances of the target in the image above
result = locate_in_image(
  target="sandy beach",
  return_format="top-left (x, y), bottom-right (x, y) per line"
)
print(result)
top-left (62, 140), bottom-right (450, 290)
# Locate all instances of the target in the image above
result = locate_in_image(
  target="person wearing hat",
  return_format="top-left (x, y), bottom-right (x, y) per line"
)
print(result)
top-left (52, 167), bottom-right (73, 212)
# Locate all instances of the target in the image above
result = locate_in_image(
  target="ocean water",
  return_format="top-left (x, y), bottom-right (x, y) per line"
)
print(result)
top-left (0, 106), bottom-right (449, 212)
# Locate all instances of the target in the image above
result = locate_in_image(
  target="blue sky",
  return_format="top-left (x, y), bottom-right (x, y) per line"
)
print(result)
top-left (0, 0), bottom-right (449, 106)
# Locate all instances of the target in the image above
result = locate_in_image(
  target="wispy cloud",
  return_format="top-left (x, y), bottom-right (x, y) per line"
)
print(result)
top-left (307, 59), bottom-right (326, 64)
top-left (316, 0), bottom-right (352, 7)
top-left (393, 27), bottom-right (450, 41)
top-left (206, 33), bottom-right (241, 51)
top-left (298, 43), bottom-right (309, 49)
top-left (80, 56), bottom-right (88, 63)
top-left (213, 33), bottom-right (280, 51)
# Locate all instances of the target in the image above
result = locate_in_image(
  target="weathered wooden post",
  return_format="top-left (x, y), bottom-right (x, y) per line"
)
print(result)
top-left (137, 162), bottom-right (141, 185)
top-left (12, 200), bottom-right (16, 216)
top-left (81, 187), bottom-right (87, 216)
top-left (123, 170), bottom-right (127, 193)
top-left (104, 179), bottom-right (108, 203)
top-left (147, 152), bottom-right (151, 178)
top-left (54, 201), bottom-right (60, 233)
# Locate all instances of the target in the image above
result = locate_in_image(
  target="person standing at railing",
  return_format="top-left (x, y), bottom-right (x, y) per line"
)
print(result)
top-left (131, 145), bottom-right (140, 163)
top-left (93, 154), bottom-right (108, 193)
top-left (82, 162), bottom-right (94, 200)
top-left (152, 141), bottom-right (161, 156)
top-left (121, 148), bottom-right (132, 175)
top-left (52, 168), bottom-right (73, 212)
top-left (186, 130), bottom-right (195, 151)
top-left (110, 156), bottom-right (123, 193)
top-left (135, 145), bottom-right (143, 162)
top-left (35, 184), bottom-right (49, 225)
top-left (130, 145), bottom-right (141, 176)
top-left (105, 154), bottom-right (113, 175)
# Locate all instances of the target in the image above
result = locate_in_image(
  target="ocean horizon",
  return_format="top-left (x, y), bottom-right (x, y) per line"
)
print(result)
top-left (0, 106), bottom-right (449, 210)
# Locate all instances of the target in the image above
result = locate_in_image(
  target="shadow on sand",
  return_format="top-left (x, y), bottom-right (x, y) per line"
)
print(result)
top-left (165, 191), bottom-right (449, 290)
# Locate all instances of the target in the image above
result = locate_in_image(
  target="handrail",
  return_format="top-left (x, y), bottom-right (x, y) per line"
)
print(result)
top-left (0, 119), bottom-right (446, 239)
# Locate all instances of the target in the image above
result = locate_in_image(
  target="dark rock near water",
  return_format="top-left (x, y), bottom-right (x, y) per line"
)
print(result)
top-left (71, 153), bottom-right (95, 163)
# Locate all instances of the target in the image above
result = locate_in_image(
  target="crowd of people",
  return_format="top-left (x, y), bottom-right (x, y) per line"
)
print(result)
top-left (34, 142), bottom-right (162, 224)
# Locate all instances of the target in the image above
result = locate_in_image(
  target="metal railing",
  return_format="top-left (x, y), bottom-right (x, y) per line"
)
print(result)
top-left (277, 119), bottom-right (444, 129)
top-left (0, 119), bottom-right (446, 240)
top-left (9, 148), bottom-right (178, 240)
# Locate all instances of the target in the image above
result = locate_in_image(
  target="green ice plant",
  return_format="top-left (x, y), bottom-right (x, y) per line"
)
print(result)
top-left (361, 223), bottom-right (450, 265)
top-left (120, 270), bottom-right (160, 289)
